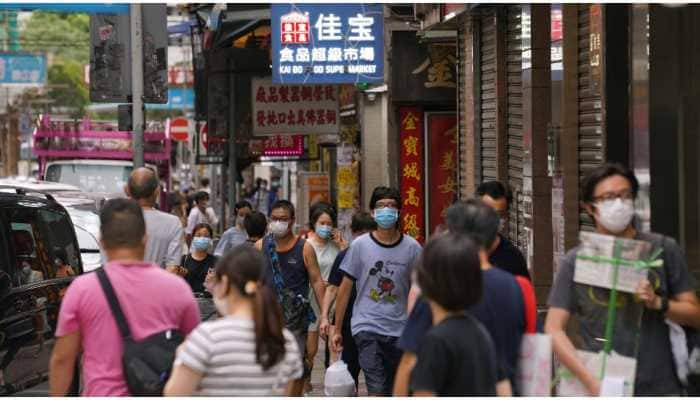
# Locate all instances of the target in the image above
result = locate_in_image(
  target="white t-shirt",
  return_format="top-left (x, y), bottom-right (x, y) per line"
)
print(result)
top-left (176, 317), bottom-right (303, 396)
top-left (186, 207), bottom-right (219, 235)
top-left (143, 208), bottom-right (184, 268)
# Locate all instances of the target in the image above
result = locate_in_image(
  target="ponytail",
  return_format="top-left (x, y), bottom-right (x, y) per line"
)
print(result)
top-left (216, 245), bottom-right (287, 371)
top-left (252, 284), bottom-right (286, 370)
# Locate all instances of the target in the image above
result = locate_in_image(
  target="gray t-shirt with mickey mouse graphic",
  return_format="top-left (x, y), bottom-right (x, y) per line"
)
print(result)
top-left (340, 232), bottom-right (422, 337)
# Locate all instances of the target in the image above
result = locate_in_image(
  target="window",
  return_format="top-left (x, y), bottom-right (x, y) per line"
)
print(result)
top-left (4, 206), bottom-right (81, 286)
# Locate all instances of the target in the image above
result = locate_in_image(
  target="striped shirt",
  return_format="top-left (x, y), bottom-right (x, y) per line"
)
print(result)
top-left (175, 317), bottom-right (303, 396)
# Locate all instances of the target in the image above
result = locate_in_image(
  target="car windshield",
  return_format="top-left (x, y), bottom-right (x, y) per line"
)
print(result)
top-left (46, 164), bottom-right (132, 194)
top-left (66, 208), bottom-right (100, 251)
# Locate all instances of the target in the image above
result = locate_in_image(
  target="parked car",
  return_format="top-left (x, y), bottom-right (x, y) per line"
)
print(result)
top-left (0, 177), bottom-right (113, 211)
top-left (0, 189), bottom-right (82, 394)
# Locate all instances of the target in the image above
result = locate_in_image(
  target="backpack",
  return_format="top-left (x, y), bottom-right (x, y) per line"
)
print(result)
top-left (96, 268), bottom-right (184, 395)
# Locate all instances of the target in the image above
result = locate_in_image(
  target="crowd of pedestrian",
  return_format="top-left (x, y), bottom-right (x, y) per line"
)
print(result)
top-left (47, 163), bottom-right (700, 396)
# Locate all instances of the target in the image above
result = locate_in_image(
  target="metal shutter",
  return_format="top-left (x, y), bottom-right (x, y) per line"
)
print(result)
top-left (506, 5), bottom-right (525, 248)
top-left (578, 5), bottom-right (604, 230)
top-left (458, 24), bottom-right (466, 198)
top-left (480, 9), bottom-right (498, 182)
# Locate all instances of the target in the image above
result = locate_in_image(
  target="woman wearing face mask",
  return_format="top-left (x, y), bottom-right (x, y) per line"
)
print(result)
top-left (304, 203), bottom-right (347, 393)
top-left (164, 245), bottom-right (303, 396)
top-left (180, 223), bottom-right (217, 293)
top-left (545, 163), bottom-right (700, 396)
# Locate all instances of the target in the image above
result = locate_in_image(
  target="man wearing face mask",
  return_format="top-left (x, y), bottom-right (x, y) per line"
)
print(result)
top-left (545, 163), bottom-right (700, 396)
top-left (331, 186), bottom-right (423, 396)
top-left (476, 181), bottom-right (529, 280)
top-left (214, 200), bottom-right (253, 257)
top-left (254, 199), bottom-right (327, 396)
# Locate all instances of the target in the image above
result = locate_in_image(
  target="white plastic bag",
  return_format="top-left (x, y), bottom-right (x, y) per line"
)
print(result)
top-left (516, 333), bottom-right (552, 396)
top-left (324, 360), bottom-right (357, 397)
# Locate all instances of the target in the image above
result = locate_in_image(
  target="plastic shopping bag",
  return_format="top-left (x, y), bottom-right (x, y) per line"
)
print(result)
top-left (516, 333), bottom-right (552, 396)
top-left (324, 360), bottom-right (357, 396)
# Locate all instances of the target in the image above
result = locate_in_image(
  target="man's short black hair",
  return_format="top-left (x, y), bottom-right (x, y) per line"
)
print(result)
top-left (244, 211), bottom-right (268, 238)
top-left (581, 163), bottom-right (639, 204)
top-left (369, 186), bottom-right (401, 210)
top-left (194, 191), bottom-right (209, 203)
top-left (235, 200), bottom-right (253, 213)
top-left (310, 201), bottom-right (337, 228)
top-left (100, 198), bottom-right (145, 249)
top-left (127, 167), bottom-right (159, 200)
top-left (476, 181), bottom-right (512, 207)
top-left (201, 177), bottom-right (210, 187)
top-left (351, 211), bottom-right (377, 233)
top-left (417, 233), bottom-right (482, 311)
top-left (271, 199), bottom-right (295, 218)
top-left (445, 199), bottom-right (499, 249)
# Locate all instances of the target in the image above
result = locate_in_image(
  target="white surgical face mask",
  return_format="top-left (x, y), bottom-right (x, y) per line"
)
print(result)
top-left (269, 220), bottom-right (289, 238)
top-left (596, 198), bottom-right (635, 234)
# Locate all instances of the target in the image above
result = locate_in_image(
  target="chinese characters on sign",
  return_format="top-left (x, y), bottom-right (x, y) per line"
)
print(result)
top-left (252, 77), bottom-right (340, 136)
top-left (263, 135), bottom-right (304, 156)
top-left (271, 4), bottom-right (384, 84)
top-left (589, 4), bottom-right (603, 95)
top-left (399, 107), bottom-right (425, 243)
top-left (427, 114), bottom-right (457, 235)
top-left (411, 45), bottom-right (457, 89)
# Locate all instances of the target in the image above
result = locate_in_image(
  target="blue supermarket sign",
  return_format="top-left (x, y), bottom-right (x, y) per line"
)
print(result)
top-left (271, 4), bottom-right (384, 84)
top-left (0, 53), bottom-right (46, 85)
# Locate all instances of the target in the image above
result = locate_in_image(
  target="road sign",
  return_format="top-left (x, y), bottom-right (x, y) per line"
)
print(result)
top-left (0, 53), bottom-right (46, 85)
top-left (170, 118), bottom-right (189, 142)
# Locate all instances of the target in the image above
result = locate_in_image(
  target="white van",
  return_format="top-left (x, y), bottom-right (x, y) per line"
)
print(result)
top-left (44, 159), bottom-right (156, 195)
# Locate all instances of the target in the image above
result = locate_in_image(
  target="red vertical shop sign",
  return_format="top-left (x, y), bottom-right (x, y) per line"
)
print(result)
top-left (427, 113), bottom-right (458, 235)
top-left (399, 107), bottom-right (425, 243)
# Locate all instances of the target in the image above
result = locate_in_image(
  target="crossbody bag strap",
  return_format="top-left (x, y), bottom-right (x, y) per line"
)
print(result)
top-left (96, 268), bottom-right (132, 339)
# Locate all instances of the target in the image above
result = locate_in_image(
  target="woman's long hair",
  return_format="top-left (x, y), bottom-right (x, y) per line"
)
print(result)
top-left (215, 245), bottom-right (286, 370)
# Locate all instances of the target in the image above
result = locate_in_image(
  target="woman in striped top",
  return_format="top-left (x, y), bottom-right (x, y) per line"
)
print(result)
top-left (164, 245), bottom-right (303, 396)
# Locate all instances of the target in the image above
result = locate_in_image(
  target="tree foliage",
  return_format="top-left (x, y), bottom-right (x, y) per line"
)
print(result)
top-left (20, 12), bottom-right (90, 64)
top-left (20, 11), bottom-right (90, 117)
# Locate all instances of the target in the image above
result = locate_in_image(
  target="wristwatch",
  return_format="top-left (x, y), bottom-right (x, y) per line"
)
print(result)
top-left (659, 296), bottom-right (670, 314)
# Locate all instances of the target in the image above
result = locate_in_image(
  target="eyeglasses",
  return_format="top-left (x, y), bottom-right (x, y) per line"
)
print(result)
top-left (593, 189), bottom-right (634, 203)
top-left (374, 201), bottom-right (398, 209)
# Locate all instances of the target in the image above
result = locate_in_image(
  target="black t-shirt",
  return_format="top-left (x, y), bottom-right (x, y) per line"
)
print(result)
top-left (328, 249), bottom-right (356, 332)
top-left (410, 314), bottom-right (498, 396)
top-left (490, 234), bottom-right (530, 279)
top-left (181, 254), bottom-right (217, 293)
top-left (398, 268), bottom-right (526, 387)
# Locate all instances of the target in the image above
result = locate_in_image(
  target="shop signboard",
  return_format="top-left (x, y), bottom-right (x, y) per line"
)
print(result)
top-left (271, 4), bottom-right (384, 84)
top-left (252, 77), bottom-right (339, 136)
top-left (399, 107), bottom-right (425, 243)
top-left (426, 113), bottom-right (458, 236)
top-left (0, 53), bottom-right (46, 85)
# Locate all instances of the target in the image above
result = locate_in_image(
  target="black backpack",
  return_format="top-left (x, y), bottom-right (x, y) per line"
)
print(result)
top-left (96, 268), bottom-right (184, 395)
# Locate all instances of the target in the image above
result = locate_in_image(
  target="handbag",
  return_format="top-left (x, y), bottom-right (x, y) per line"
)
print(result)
top-left (96, 268), bottom-right (184, 395)
top-left (265, 235), bottom-right (316, 332)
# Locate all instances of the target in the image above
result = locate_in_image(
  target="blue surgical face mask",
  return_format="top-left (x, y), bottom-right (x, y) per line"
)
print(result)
top-left (374, 207), bottom-right (399, 229)
top-left (192, 236), bottom-right (211, 252)
top-left (316, 224), bottom-right (332, 240)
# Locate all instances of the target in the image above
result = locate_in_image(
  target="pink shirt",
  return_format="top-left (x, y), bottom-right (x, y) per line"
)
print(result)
top-left (56, 261), bottom-right (201, 396)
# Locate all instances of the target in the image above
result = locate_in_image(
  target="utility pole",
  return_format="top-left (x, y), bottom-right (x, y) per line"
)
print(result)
top-left (130, 3), bottom-right (145, 168)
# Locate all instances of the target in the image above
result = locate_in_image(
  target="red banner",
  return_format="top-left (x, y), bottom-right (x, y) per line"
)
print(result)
top-left (427, 114), bottom-right (457, 235)
top-left (399, 107), bottom-right (425, 243)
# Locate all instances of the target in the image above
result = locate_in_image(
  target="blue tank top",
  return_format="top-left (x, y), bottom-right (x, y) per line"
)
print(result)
top-left (263, 236), bottom-right (309, 299)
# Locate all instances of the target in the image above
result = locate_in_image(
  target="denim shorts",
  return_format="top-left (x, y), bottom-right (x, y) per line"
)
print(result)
top-left (354, 331), bottom-right (403, 395)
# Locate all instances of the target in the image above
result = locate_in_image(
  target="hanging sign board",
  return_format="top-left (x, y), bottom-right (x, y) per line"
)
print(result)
top-left (252, 76), bottom-right (339, 136)
top-left (271, 4), bottom-right (384, 84)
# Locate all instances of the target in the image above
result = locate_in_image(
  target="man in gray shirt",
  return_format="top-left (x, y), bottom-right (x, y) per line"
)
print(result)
top-left (125, 168), bottom-right (184, 270)
top-left (331, 186), bottom-right (422, 396)
top-left (545, 163), bottom-right (700, 395)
